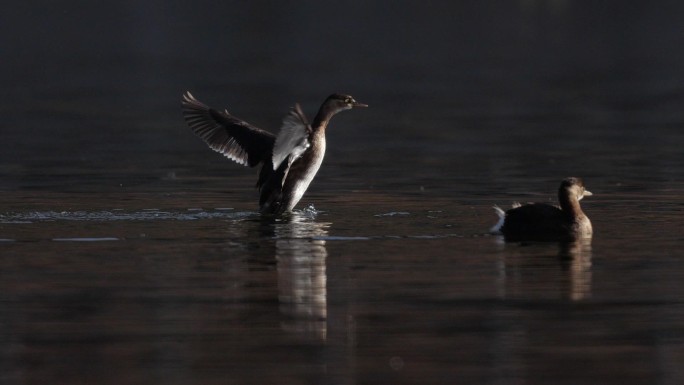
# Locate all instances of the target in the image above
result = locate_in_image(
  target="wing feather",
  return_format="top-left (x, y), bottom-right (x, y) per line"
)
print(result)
top-left (181, 91), bottom-right (275, 167)
top-left (272, 103), bottom-right (311, 170)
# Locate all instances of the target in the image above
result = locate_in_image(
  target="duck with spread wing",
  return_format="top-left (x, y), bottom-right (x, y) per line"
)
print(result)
top-left (181, 92), bottom-right (367, 215)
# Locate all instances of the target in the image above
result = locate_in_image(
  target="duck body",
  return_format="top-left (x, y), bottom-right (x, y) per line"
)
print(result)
top-left (491, 177), bottom-right (593, 242)
top-left (258, 127), bottom-right (327, 214)
top-left (182, 92), bottom-right (366, 215)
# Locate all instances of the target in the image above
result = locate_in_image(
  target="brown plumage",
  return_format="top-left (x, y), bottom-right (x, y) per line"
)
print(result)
top-left (181, 92), bottom-right (367, 214)
top-left (491, 177), bottom-right (593, 241)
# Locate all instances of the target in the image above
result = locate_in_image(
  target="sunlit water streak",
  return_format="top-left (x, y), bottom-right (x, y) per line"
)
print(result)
top-left (1, 207), bottom-right (480, 240)
top-left (52, 237), bottom-right (121, 242)
top-left (0, 209), bottom-right (250, 223)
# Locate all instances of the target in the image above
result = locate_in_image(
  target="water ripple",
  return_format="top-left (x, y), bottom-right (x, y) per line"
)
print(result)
top-left (374, 212), bottom-right (411, 217)
top-left (53, 237), bottom-right (120, 242)
top-left (0, 209), bottom-right (252, 223)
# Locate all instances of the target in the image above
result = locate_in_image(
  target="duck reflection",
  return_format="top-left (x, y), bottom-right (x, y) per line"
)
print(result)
top-left (558, 237), bottom-right (593, 301)
top-left (496, 237), bottom-right (593, 301)
top-left (268, 213), bottom-right (330, 340)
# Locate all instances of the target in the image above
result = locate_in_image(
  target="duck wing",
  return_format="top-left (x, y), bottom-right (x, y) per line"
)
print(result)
top-left (502, 203), bottom-right (567, 240)
top-left (255, 105), bottom-right (312, 213)
top-left (182, 91), bottom-right (275, 167)
top-left (271, 103), bottom-right (311, 171)
top-left (505, 203), bottom-right (564, 227)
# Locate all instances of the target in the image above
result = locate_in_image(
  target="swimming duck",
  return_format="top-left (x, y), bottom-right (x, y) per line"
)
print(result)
top-left (491, 177), bottom-right (593, 241)
top-left (181, 92), bottom-right (367, 214)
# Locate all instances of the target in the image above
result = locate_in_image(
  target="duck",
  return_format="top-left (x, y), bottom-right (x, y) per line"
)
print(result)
top-left (490, 177), bottom-right (593, 241)
top-left (181, 92), bottom-right (367, 215)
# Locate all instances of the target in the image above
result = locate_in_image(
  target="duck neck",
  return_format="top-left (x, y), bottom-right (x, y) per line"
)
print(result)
top-left (311, 104), bottom-right (340, 132)
top-left (559, 189), bottom-right (583, 219)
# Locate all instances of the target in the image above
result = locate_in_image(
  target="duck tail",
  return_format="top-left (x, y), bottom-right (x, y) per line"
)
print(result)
top-left (490, 206), bottom-right (506, 234)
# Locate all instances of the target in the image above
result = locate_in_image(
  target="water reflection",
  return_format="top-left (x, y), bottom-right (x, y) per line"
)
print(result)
top-left (496, 237), bottom-right (593, 301)
top-left (267, 214), bottom-right (330, 340)
top-left (558, 238), bottom-right (593, 301)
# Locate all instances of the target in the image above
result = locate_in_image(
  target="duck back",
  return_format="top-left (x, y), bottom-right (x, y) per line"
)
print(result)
top-left (501, 203), bottom-right (572, 241)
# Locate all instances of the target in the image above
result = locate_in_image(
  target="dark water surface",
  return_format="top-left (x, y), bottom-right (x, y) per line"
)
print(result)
top-left (2, 2), bottom-right (684, 384)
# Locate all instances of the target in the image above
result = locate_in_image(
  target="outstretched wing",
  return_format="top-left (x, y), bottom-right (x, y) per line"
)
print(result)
top-left (181, 91), bottom-right (275, 167)
top-left (272, 103), bottom-right (311, 170)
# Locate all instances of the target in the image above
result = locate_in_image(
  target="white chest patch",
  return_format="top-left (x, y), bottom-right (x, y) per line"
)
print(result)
top-left (285, 139), bottom-right (326, 211)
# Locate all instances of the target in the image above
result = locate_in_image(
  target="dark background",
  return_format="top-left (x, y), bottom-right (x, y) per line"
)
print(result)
top-left (2, 1), bottom-right (683, 194)
top-left (1, 3), bottom-right (684, 384)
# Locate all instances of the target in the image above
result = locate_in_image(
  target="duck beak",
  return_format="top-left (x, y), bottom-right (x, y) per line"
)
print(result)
top-left (583, 190), bottom-right (593, 197)
top-left (352, 101), bottom-right (368, 108)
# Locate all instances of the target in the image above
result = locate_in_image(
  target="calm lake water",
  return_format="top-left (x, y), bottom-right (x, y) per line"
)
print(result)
top-left (2, 2), bottom-right (684, 384)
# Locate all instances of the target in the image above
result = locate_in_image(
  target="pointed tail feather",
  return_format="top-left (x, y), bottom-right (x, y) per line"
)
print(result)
top-left (490, 206), bottom-right (506, 234)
